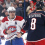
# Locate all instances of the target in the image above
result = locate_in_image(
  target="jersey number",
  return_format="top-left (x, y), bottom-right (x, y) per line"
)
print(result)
top-left (30, 18), bottom-right (36, 30)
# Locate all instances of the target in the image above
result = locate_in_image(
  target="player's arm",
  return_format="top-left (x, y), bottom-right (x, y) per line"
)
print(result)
top-left (2, 26), bottom-right (12, 34)
top-left (1, 17), bottom-right (14, 34)
top-left (19, 16), bottom-right (29, 35)
top-left (1, 22), bottom-right (7, 35)
top-left (1, 18), bottom-right (11, 35)
top-left (0, 28), bottom-right (4, 39)
top-left (17, 17), bottom-right (26, 38)
top-left (19, 18), bottom-right (29, 37)
top-left (18, 17), bottom-right (29, 38)
top-left (17, 16), bottom-right (26, 33)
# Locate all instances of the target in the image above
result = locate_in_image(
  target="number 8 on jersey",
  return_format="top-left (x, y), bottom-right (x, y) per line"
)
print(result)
top-left (30, 18), bottom-right (36, 30)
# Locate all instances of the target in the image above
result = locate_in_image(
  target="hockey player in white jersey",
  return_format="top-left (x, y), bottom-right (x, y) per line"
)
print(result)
top-left (1, 7), bottom-right (26, 45)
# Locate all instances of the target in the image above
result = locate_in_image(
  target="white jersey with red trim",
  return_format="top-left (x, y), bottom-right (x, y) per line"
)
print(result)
top-left (1, 16), bottom-right (25, 41)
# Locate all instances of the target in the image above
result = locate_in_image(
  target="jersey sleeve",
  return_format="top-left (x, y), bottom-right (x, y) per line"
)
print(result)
top-left (19, 19), bottom-right (25, 28)
top-left (16, 16), bottom-right (25, 28)
top-left (1, 18), bottom-right (7, 35)
top-left (0, 27), bottom-right (4, 39)
top-left (17, 19), bottom-right (26, 33)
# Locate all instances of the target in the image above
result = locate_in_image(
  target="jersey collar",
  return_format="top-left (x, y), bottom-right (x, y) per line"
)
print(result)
top-left (7, 16), bottom-right (16, 21)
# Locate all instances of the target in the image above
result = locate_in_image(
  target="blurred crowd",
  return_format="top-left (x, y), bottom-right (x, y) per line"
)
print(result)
top-left (0, 0), bottom-right (45, 20)
top-left (25, 0), bottom-right (45, 19)
top-left (0, 0), bottom-right (24, 18)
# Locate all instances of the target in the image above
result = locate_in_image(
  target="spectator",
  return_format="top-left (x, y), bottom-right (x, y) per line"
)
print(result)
top-left (13, 3), bottom-right (17, 8)
top-left (18, 1), bottom-right (24, 17)
top-left (32, 0), bottom-right (36, 6)
top-left (5, 0), bottom-right (15, 2)
top-left (26, 1), bottom-right (35, 15)
top-left (15, 0), bottom-right (19, 6)
top-left (22, 0), bottom-right (30, 9)
top-left (0, 1), bottom-right (2, 14)
top-left (1, 3), bottom-right (7, 17)
top-left (5, 11), bottom-right (8, 17)
top-left (13, 3), bottom-right (24, 17)
top-left (19, 1), bottom-right (23, 7)
top-left (32, 0), bottom-right (44, 6)
top-left (11, 3), bottom-right (14, 7)
top-left (0, 1), bottom-right (2, 5)
top-left (5, 0), bottom-right (12, 8)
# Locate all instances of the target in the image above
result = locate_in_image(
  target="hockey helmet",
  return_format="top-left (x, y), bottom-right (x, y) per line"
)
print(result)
top-left (7, 7), bottom-right (16, 13)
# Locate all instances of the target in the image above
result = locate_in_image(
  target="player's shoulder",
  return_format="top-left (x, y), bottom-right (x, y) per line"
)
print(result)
top-left (2, 16), bottom-right (8, 22)
top-left (3, 17), bottom-right (7, 19)
top-left (36, 11), bottom-right (45, 16)
top-left (15, 16), bottom-right (23, 21)
top-left (16, 16), bottom-right (23, 19)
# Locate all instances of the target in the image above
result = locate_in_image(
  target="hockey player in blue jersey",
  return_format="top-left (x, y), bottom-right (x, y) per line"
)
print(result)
top-left (23, 2), bottom-right (45, 45)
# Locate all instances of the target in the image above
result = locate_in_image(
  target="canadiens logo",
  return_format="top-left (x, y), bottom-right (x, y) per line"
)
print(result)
top-left (8, 26), bottom-right (16, 32)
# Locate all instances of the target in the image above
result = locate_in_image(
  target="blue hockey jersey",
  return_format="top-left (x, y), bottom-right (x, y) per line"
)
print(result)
top-left (23, 11), bottom-right (45, 41)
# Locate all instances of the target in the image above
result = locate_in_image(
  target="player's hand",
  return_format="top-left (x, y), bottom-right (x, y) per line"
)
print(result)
top-left (7, 30), bottom-right (11, 34)
top-left (17, 33), bottom-right (22, 38)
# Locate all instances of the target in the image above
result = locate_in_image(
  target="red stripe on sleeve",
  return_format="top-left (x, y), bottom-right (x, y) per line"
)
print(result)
top-left (21, 29), bottom-right (26, 33)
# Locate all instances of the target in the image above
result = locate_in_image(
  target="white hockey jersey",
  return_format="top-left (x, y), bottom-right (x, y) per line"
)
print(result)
top-left (1, 16), bottom-right (25, 41)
